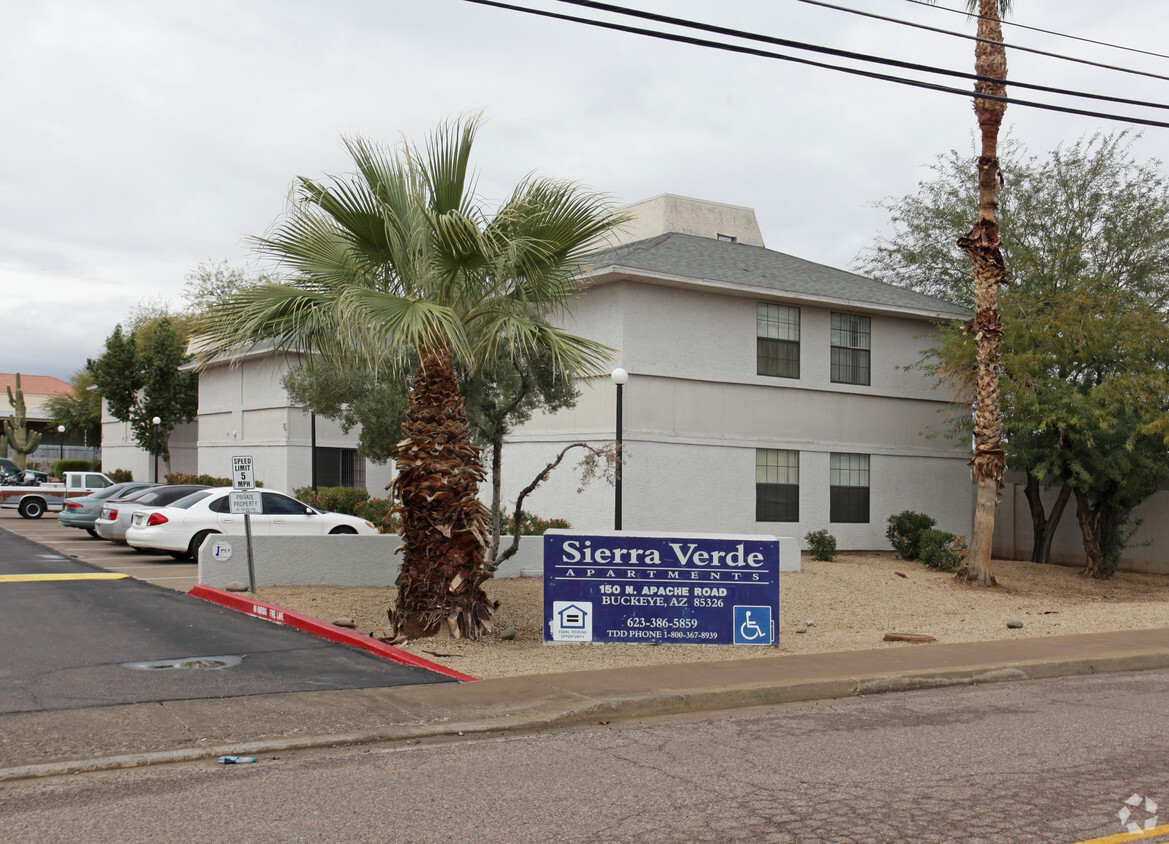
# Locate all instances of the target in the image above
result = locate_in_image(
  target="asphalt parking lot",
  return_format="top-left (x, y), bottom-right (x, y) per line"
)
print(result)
top-left (0, 508), bottom-right (197, 590)
top-left (0, 513), bottom-right (453, 716)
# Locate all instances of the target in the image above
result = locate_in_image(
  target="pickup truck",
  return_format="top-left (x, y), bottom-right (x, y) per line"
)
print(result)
top-left (0, 471), bottom-right (115, 519)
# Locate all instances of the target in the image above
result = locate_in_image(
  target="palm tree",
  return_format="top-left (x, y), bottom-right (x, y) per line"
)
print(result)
top-left (925, 0), bottom-right (1012, 587)
top-left (196, 116), bottom-right (624, 639)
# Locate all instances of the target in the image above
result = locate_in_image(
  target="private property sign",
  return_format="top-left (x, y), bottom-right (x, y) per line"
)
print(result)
top-left (544, 531), bottom-right (780, 645)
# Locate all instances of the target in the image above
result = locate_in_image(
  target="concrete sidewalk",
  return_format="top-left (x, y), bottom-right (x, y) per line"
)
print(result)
top-left (3, 626), bottom-right (1168, 782)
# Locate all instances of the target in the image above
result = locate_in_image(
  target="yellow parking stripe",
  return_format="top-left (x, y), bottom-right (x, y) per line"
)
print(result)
top-left (1071, 823), bottom-right (1169, 843)
top-left (0, 573), bottom-right (130, 582)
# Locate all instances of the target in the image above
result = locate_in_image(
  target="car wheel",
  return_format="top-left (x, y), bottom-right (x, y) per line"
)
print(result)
top-left (18, 498), bottom-right (44, 519)
top-left (329, 526), bottom-right (358, 535)
top-left (186, 530), bottom-right (217, 560)
top-left (86, 528), bottom-right (98, 538)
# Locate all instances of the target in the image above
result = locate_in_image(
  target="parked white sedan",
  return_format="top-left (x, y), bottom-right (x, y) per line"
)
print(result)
top-left (124, 488), bottom-right (379, 560)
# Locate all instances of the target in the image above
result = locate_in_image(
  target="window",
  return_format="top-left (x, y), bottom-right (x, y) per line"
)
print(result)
top-left (756, 449), bottom-right (799, 522)
top-left (315, 447), bottom-right (366, 489)
top-left (717, 233), bottom-right (737, 243)
top-left (830, 453), bottom-right (870, 523)
top-left (262, 492), bottom-right (311, 515)
top-left (831, 313), bottom-right (871, 385)
top-left (757, 303), bottom-right (800, 379)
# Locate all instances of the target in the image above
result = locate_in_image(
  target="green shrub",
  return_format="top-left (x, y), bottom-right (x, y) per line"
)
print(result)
top-left (804, 529), bottom-right (837, 561)
top-left (165, 473), bottom-right (239, 487)
top-left (292, 486), bottom-right (401, 533)
top-left (885, 511), bottom-right (938, 559)
top-left (918, 529), bottom-right (967, 572)
top-left (107, 468), bottom-right (134, 483)
top-left (499, 509), bottom-right (571, 536)
top-left (294, 486), bottom-right (370, 514)
top-left (355, 498), bottom-right (400, 533)
top-left (54, 459), bottom-right (94, 476)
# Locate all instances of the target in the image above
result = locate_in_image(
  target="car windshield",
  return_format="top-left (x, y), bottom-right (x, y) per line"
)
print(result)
top-left (129, 485), bottom-right (210, 506)
top-left (169, 490), bottom-right (215, 509)
top-left (92, 483), bottom-right (137, 501)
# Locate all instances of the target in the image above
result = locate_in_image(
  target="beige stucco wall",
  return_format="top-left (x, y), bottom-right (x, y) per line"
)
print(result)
top-left (100, 416), bottom-right (198, 481)
top-left (994, 474), bottom-right (1169, 574)
top-left (612, 195), bottom-right (766, 247)
top-left (501, 277), bottom-right (970, 550)
top-left (195, 353), bottom-right (392, 495)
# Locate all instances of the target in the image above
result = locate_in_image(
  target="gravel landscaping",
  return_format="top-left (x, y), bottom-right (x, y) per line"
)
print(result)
top-left (256, 552), bottom-right (1169, 680)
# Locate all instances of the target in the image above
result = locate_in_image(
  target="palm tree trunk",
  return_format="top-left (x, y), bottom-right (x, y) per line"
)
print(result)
top-left (390, 347), bottom-right (495, 640)
top-left (955, 0), bottom-right (1008, 587)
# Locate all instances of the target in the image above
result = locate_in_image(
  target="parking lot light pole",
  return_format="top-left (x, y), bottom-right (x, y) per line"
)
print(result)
top-left (152, 416), bottom-right (161, 483)
top-left (57, 425), bottom-right (65, 462)
top-left (611, 367), bottom-right (629, 531)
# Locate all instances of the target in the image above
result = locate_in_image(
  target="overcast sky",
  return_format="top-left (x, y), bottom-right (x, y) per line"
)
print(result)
top-left (3, 0), bottom-right (1167, 381)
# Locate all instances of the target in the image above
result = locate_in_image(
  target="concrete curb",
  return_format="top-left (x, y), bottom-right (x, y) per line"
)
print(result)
top-left (5, 644), bottom-right (1168, 783)
top-left (187, 585), bottom-right (477, 683)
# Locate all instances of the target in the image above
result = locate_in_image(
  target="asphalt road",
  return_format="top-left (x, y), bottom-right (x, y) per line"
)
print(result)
top-left (0, 528), bottom-right (451, 714)
top-left (0, 509), bottom-right (198, 591)
top-left (5, 667), bottom-right (1169, 843)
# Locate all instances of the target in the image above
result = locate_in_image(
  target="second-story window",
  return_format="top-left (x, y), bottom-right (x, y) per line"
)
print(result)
top-left (831, 313), bottom-right (871, 385)
top-left (757, 303), bottom-right (800, 379)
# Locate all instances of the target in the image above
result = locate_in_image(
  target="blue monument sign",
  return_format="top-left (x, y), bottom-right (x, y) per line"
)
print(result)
top-left (544, 531), bottom-right (780, 645)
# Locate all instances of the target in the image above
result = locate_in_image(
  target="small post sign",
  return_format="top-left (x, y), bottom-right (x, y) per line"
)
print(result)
top-left (544, 531), bottom-right (780, 645)
top-left (231, 455), bottom-right (255, 490)
top-left (230, 455), bottom-right (257, 593)
top-left (229, 490), bottom-right (262, 515)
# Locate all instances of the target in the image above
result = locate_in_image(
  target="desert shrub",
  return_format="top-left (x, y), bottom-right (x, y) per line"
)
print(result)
top-left (294, 485), bottom-right (370, 514)
top-left (355, 497), bottom-right (401, 533)
top-left (107, 468), bottom-right (134, 483)
top-left (165, 473), bottom-right (241, 487)
top-left (499, 509), bottom-right (571, 536)
top-left (294, 486), bottom-right (401, 532)
top-left (885, 511), bottom-right (938, 559)
top-left (54, 459), bottom-right (93, 476)
top-left (917, 529), bottom-right (967, 572)
top-left (804, 528), bottom-right (837, 561)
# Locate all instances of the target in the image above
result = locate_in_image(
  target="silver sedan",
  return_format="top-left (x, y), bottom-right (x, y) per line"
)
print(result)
top-left (57, 481), bottom-right (160, 535)
top-left (94, 485), bottom-right (211, 544)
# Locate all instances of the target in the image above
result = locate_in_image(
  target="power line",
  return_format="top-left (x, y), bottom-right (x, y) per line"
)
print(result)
top-left (902, 0), bottom-right (1169, 63)
top-left (459, 0), bottom-right (1169, 129)
top-left (552, 0), bottom-right (1169, 113)
top-left (794, 0), bottom-right (1169, 83)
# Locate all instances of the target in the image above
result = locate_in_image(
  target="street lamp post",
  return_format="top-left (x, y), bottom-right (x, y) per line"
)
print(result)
top-left (57, 425), bottom-right (65, 464)
top-left (152, 416), bottom-right (161, 483)
top-left (611, 367), bottom-right (629, 531)
top-left (310, 411), bottom-right (318, 492)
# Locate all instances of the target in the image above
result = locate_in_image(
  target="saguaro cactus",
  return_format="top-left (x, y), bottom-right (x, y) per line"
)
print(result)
top-left (5, 373), bottom-right (42, 469)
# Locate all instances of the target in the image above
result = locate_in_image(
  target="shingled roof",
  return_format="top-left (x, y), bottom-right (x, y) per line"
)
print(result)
top-left (583, 232), bottom-right (969, 320)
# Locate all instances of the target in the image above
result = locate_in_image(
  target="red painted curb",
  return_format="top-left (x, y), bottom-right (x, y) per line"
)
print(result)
top-left (188, 585), bottom-right (477, 683)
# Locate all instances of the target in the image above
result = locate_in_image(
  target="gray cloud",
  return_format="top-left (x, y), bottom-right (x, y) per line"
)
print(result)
top-left (2, 0), bottom-right (1165, 380)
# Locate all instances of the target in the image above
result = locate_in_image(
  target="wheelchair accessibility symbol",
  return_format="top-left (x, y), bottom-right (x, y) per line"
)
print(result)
top-left (733, 605), bottom-right (774, 645)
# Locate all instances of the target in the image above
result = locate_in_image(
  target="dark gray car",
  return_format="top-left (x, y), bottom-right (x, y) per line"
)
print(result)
top-left (57, 482), bottom-right (161, 535)
top-left (94, 484), bottom-right (212, 544)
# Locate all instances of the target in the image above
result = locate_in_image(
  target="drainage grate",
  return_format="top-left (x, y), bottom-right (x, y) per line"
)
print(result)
top-left (121, 655), bottom-right (244, 671)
